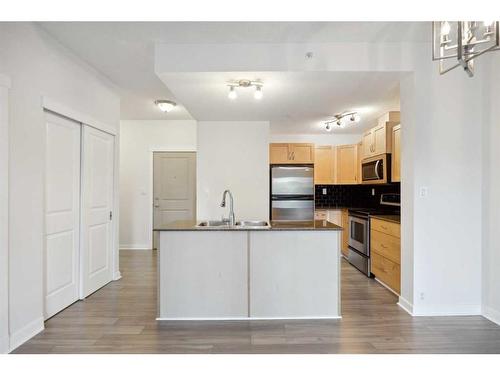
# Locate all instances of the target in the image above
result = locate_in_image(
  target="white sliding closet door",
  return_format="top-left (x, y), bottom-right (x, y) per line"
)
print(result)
top-left (81, 125), bottom-right (115, 297)
top-left (44, 111), bottom-right (81, 319)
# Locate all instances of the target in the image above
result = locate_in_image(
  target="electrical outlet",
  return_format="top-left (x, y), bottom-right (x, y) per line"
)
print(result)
top-left (420, 292), bottom-right (425, 300)
top-left (322, 188), bottom-right (327, 195)
top-left (420, 187), bottom-right (428, 197)
top-left (371, 188), bottom-right (375, 196)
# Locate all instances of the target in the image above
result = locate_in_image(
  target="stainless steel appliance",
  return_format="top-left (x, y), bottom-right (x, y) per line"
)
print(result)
top-left (270, 165), bottom-right (314, 221)
top-left (347, 193), bottom-right (400, 276)
top-left (361, 154), bottom-right (390, 184)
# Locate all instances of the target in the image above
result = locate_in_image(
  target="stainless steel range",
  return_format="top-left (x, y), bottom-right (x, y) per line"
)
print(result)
top-left (347, 193), bottom-right (400, 276)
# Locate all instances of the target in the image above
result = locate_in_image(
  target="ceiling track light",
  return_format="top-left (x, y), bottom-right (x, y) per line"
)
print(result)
top-left (324, 111), bottom-right (361, 132)
top-left (155, 99), bottom-right (176, 113)
top-left (227, 79), bottom-right (264, 100)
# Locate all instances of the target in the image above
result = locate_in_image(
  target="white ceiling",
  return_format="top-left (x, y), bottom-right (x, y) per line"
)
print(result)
top-left (159, 71), bottom-right (401, 134)
top-left (38, 22), bottom-right (426, 130)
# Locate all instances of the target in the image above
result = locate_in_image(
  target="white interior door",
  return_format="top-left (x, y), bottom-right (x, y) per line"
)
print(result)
top-left (153, 152), bottom-right (196, 249)
top-left (81, 125), bottom-right (115, 297)
top-left (44, 111), bottom-right (81, 319)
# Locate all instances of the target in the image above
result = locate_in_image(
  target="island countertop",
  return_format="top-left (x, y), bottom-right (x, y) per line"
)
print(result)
top-left (154, 219), bottom-right (342, 231)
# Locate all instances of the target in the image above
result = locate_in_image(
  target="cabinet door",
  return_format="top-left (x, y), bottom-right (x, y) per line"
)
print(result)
top-left (269, 143), bottom-right (290, 164)
top-left (362, 130), bottom-right (373, 159)
top-left (291, 143), bottom-right (314, 163)
top-left (371, 251), bottom-right (400, 294)
top-left (341, 209), bottom-right (349, 257)
top-left (372, 124), bottom-right (387, 156)
top-left (391, 125), bottom-right (401, 182)
top-left (314, 146), bottom-right (334, 184)
top-left (336, 145), bottom-right (358, 184)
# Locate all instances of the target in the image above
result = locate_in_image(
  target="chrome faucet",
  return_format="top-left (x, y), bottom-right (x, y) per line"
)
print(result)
top-left (220, 190), bottom-right (235, 226)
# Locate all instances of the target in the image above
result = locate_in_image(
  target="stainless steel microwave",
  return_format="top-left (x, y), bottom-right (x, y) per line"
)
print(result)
top-left (361, 154), bottom-right (390, 184)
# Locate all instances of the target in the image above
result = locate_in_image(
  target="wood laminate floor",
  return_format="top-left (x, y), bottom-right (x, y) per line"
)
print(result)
top-left (13, 250), bottom-right (500, 354)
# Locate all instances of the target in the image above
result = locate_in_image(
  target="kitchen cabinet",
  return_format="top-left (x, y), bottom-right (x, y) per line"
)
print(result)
top-left (341, 209), bottom-right (349, 257)
top-left (370, 217), bottom-right (401, 294)
top-left (269, 143), bottom-right (314, 164)
top-left (314, 146), bottom-right (335, 184)
top-left (335, 145), bottom-right (358, 184)
top-left (361, 111), bottom-right (400, 160)
top-left (391, 124), bottom-right (401, 182)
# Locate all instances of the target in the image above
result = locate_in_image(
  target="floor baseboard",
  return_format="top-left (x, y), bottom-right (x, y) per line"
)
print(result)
top-left (119, 245), bottom-right (151, 251)
top-left (397, 296), bottom-right (414, 316)
top-left (483, 305), bottom-right (500, 326)
top-left (9, 317), bottom-right (44, 352)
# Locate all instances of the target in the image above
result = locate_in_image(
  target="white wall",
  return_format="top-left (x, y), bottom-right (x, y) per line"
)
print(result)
top-left (119, 120), bottom-right (197, 249)
top-left (270, 133), bottom-right (362, 146)
top-left (404, 44), bottom-right (483, 315)
top-left (482, 53), bottom-right (500, 324)
top-left (0, 23), bottom-right (120, 351)
top-left (197, 121), bottom-right (270, 221)
top-left (0, 75), bottom-right (10, 354)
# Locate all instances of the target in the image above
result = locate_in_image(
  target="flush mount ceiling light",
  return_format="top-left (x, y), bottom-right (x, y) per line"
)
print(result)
top-left (324, 111), bottom-right (361, 131)
top-left (227, 79), bottom-right (264, 100)
top-left (432, 21), bottom-right (499, 77)
top-left (155, 99), bottom-right (176, 112)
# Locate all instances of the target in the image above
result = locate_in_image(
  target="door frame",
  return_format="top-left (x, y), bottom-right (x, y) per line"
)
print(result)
top-left (0, 74), bottom-right (11, 353)
top-left (41, 97), bottom-right (120, 305)
top-left (149, 149), bottom-right (196, 250)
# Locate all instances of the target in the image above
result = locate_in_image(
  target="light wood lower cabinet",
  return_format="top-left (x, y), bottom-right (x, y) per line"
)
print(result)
top-left (370, 218), bottom-right (401, 295)
top-left (315, 209), bottom-right (349, 257)
top-left (341, 209), bottom-right (349, 257)
top-left (371, 252), bottom-right (400, 294)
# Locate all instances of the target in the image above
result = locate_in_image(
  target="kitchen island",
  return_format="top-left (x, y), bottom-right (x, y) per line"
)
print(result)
top-left (154, 220), bottom-right (342, 320)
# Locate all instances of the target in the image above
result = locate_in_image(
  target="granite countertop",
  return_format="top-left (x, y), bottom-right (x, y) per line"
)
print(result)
top-left (370, 214), bottom-right (401, 224)
top-left (154, 220), bottom-right (342, 231)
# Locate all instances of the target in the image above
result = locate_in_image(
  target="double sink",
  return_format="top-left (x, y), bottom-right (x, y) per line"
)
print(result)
top-left (196, 220), bottom-right (270, 229)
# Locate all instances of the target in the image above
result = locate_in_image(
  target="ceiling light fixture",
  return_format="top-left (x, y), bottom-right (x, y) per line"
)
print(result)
top-left (324, 111), bottom-right (361, 132)
top-left (155, 99), bottom-right (176, 113)
top-left (227, 79), bottom-right (264, 100)
top-left (432, 21), bottom-right (499, 77)
top-left (228, 86), bottom-right (237, 100)
top-left (254, 85), bottom-right (263, 100)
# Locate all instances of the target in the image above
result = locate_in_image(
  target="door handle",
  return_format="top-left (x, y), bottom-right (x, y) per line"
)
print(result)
top-left (154, 197), bottom-right (160, 208)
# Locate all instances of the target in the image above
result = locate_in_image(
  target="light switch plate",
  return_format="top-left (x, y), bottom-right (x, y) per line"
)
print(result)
top-left (371, 188), bottom-right (375, 196)
top-left (322, 188), bottom-right (327, 195)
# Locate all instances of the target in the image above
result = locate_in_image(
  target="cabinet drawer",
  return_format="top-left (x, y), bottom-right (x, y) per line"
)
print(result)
top-left (371, 252), bottom-right (400, 294)
top-left (371, 218), bottom-right (400, 238)
top-left (371, 230), bottom-right (400, 264)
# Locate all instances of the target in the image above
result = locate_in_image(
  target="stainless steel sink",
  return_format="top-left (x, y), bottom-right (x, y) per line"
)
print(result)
top-left (196, 220), bottom-right (229, 227)
top-left (235, 220), bottom-right (270, 228)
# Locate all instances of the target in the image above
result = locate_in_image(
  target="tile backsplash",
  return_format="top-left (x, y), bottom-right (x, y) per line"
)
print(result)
top-left (315, 183), bottom-right (400, 209)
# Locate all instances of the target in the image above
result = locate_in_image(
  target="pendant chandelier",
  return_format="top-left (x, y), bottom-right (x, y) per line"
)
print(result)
top-left (432, 21), bottom-right (499, 77)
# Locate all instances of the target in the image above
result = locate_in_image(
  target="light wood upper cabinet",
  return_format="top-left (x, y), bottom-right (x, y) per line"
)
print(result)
top-left (336, 145), bottom-right (358, 184)
top-left (269, 143), bottom-right (314, 164)
top-left (361, 111), bottom-right (400, 160)
top-left (292, 144), bottom-right (315, 163)
top-left (314, 146), bottom-right (335, 184)
top-left (391, 124), bottom-right (401, 182)
top-left (269, 143), bottom-right (290, 164)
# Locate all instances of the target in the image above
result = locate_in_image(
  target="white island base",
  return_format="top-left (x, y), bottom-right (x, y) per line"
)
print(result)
top-left (157, 226), bottom-right (341, 320)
